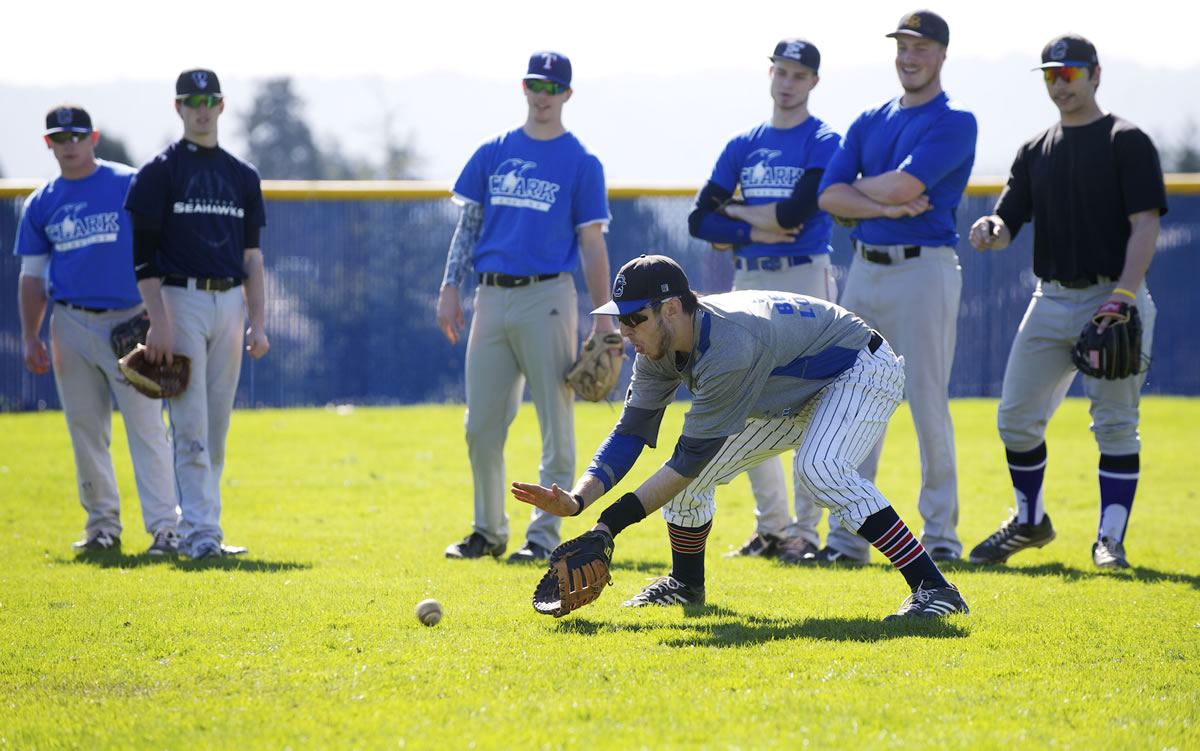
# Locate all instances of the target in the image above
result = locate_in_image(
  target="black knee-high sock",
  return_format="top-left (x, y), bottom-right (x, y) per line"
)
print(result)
top-left (667, 521), bottom-right (712, 587)
top-left (857, 507), bottom-right (948, 591)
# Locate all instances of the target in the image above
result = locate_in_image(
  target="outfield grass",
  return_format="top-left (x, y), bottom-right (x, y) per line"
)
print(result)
top-left (1, 398), bottom-right (1197, 750)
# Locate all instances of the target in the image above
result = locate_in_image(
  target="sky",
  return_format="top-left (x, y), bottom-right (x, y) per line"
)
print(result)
top-left (4, 0), bottom-right (1199, 87)
top-left (2, 1), bottom-right (1199, 183)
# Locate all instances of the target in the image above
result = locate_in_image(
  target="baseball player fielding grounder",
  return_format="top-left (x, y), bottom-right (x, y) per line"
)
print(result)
top-left (15, 105), bottom-right (178, 555)
top-left (512, 254), bottom-right (968, 620)
top-left (815, 9), bottom-right (976, 564)
top-left (437, 51), bottom-right (616, 564)
top-left (967, 34), bottom-right (1166, 570)
top-left (687, 38), bottom-right (843, 564)
top-left (124, 68), bottom-right (269, 560)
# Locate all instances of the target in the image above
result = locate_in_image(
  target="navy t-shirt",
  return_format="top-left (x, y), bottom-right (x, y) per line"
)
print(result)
top-left (125, 139), bottom-right (266, 279)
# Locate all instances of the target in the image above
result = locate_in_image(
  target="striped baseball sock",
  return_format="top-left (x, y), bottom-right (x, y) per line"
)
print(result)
top-left (857, 507), bottom-right (947, 592)
top-left (1098, 453), bottom-right (1138, 542)
top-left (667, 521), bottom-right (712, 588)
top-left (1008, 443), bottom-right (1048, 525)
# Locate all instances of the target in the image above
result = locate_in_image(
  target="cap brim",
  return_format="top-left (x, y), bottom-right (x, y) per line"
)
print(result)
top-left (1033, 61), bottom-right (1092, 69)
top-left (44, 127), bottom-right (92, 134)
top-left (524, 74), bottom-right (570, 88)
top-left (592, 297), bottom-right (657, 316)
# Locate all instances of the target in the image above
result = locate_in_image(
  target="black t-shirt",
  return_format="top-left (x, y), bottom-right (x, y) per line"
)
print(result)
top-left (994, 114), bottom-right (1167, 283)
top-left (125, 139), bottom-right (266, 279)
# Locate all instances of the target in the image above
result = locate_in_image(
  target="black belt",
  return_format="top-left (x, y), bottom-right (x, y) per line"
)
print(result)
top-left (868, 330), bottom-right (883, 354)
top-left (858, 242), bottom-right (921, 265)
top-left (478, 272), bottom-right (561, 288)
top-left (162, 275), bottom-right (242, 292)
top-left (734, 254), bottom-right (813, 271)
top-left (55, 300), bottom-right (111, 314)
top-left (1056, 277), bottom-right (1097, 289)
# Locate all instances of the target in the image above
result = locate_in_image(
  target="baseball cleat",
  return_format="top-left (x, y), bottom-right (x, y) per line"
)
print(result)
top-left (969, 511), bottom-right (1056, 564)
top-left (444, 532), bottom-right (506, 559)
top-left (796, 546), bottom-right (869, 565)
top-left (147, 528), bottom-right (178, 556)
top-left (1092, 536), bottom-right (1131, 569)
top-left (72, 531), bottom-right (120, 552)
top-left (884, 581), bottom-right (969, 621)
top-left (928, 546), bottom-right (961, 562)
top-left (507, 541), bottom-right (551, 564)
top-left (621, 576), bottom-right (705, 607)
top-left (723, 531), bottom-right (784, 558)
top-left (777, 536), bottom-right (819, 564)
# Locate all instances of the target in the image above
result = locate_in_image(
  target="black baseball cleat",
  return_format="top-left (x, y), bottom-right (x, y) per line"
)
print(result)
top-left (1092, 536), bottom-right (1131, 569)
top-left (621, 576), bottom-right (705, 607)
top-left (928, 546), bottom-right (961, 562)
top-left (884, 581), bottom-right (969, 621)
top-left (969, 511), bottom-right (1056, 565)
top-left (797, 546), bottom-right (869, 565)
top-left (507, 541), bottom-right (551, 564)
top-left (723, 531), bottom-right (784, 558)
top-left (444, 532), bottom-right (506, 559)
top-left (72, 530), bottom-right (120, 552)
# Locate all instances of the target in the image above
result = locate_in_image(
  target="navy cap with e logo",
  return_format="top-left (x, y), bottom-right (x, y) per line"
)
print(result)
top-left (770, 39), bottom-right (821, 74)
top-left (44, 106), bottom-right (92, 134)
top-left (592, 254), bottom-right (691, 316)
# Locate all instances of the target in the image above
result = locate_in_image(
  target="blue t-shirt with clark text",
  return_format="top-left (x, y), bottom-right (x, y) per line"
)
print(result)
top-left (14, 160), bottom-right (142, 309)
top-left (453, 128), bottom-right (610, 277)
top-left (819, 92), bottom-right (976, 248)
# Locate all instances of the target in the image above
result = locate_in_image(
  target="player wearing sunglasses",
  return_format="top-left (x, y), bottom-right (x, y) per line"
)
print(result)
top-left (437, 51), bottom-right (617, 564)
top-left (967, 34), bottom-right (1167, 569)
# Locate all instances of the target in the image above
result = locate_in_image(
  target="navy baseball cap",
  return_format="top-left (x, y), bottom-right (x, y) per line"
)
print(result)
top-left (1035, 34), bottom-right (1099, 69)
top-left (176, 68), bottom-right (222, 97)
top-left (770, 38), bottom-right (821, 74)
top-left (525, 51), bottom-right (572, 88)
top-left (593, 254), bottom-right (691, 316)
top-left (45, 106), bottom-right (92, 134)
top-left (886, 10), bottom-right (950, 47)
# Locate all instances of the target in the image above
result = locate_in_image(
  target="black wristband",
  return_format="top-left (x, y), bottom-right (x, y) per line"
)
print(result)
top-left (570, 493), bottom-right (586, 517)
top-left (596, 492), bottom-right (648, 537)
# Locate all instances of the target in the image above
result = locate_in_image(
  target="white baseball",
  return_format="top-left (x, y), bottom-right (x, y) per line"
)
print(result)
top-left (416, 598), bottom-right (442, 626)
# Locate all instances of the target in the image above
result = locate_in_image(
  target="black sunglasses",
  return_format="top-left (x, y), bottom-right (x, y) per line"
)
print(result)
top-left (616, 297), bottom-right (676, 328)
top-left (48, 131), bottom-right (90, 144)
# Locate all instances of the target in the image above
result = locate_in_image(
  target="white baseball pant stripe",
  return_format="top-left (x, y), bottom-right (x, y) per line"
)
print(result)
top-left (732, 253), bottom-right (836, 545)
top-left (662, 340), bottom-right (905, 533)
top-left (49, 304), bottom-right (177, 539)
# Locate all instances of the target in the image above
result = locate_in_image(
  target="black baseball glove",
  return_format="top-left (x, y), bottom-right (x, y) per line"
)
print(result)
top-left (1071, 301), bottom-right (1143, 380)
top-left (110, 311), bottom-right (150, 359)
top-left (532, 530), bottom-right (614, 618)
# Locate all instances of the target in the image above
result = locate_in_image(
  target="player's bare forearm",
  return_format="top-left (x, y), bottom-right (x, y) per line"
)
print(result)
top-left (724, 201), bottom-right (788, 232)
top-left (243, 247), bottom-right (270, 359)
top-left (17, 275), bottom-right (50, 374)
top-left (136, 277), bottom-right (174, 364)
top-left (626, 465), bottom-right (692, 518)
top-left (1112, 210), bottom-right (1159, 296)
top-left (818, 183), bottom-right (930, 219)
top-left (853, 170), bottom-right (926, 205)
top-left (578, 223), bottom-right (615, 333)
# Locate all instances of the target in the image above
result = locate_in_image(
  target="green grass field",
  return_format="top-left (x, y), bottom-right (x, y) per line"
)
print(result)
top-left (2, 398), bottom-right (1197, 750)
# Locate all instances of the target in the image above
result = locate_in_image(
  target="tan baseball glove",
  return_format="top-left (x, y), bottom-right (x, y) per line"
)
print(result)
top-left (565, 332), bottom-right (625, 402)
top-left (532, 530), bottom-right (614, 617)
top-left (117, 344), bottom-right (191, 398)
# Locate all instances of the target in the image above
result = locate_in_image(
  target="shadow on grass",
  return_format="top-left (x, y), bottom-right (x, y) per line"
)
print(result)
top-left (554, 610), bottom-right (969, 645)
top-left (65, 550), bottom-right (311, 572)
top-left (940, 560), bottom-right (1200, 589)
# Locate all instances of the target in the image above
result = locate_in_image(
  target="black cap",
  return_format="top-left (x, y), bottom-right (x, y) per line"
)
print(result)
top-left (176, 69), bottom-right (222, 97)
top-left (886, 10), bottom-right (950, 47)
top-left (45, 106), bottom-right (92, 134)
top-left (770, 38), bottom-right (821, 73)
top-left (1035, 33), bottom-right (1099, 69)
top-left (592, 254), bottom-right (691, 316)
top-left (525, 51), bottom-right (572, 88)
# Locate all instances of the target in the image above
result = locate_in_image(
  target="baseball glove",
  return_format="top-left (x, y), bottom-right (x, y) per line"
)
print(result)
top-left (566, 332), bottom-right (625, 402)
top-left (532, 530), bottom-right (615, 618)
top-left (110, 311), bottom-right (150, 359)
top-left (117, 344), bottom-right (191, 398)
top-left (1071, 301), bottom-right (1143, 380)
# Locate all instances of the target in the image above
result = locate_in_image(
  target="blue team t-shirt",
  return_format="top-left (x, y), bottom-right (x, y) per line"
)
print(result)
top-left (453, 128), bottom-right (610, 276)
top-left (14, 160), bottom-right (143, 309)
top-left (819, 92), bottom-right (976, 247)
top-left (709, 117), bottom-right (841, 258)
top-left (124, 139), bottom-right (266, 279)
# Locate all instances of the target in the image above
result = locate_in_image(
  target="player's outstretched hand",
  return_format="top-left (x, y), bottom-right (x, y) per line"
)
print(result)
top-left (246, 326), bottom-right (270, 359)
top-left (511, 481), bottom-right (581, 517)
top-left (436, 286), bottom-right (464, 345)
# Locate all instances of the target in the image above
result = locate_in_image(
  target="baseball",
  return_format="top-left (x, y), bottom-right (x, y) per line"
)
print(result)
top-left (416, 598), bottom-right (442, 626)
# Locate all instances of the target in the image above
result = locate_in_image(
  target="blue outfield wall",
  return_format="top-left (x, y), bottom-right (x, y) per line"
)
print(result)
top-left (1, 187), bottom-right (1196, 410)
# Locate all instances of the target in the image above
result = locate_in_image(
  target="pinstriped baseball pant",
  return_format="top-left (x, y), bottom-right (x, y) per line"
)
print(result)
top-left (661, 341), bottom-right (906, 532)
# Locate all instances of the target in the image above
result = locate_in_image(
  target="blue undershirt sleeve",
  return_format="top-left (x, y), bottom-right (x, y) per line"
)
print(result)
top-left (688, 181), bottom-right (752, 245)
top-left (775, 168), bottom-right (824, 229)
top-left (665, 434), bottom-right (728, 479)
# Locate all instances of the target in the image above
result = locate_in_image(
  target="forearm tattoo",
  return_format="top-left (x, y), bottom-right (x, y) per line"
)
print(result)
top-left (442, 202), bottom-right (483, 287)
